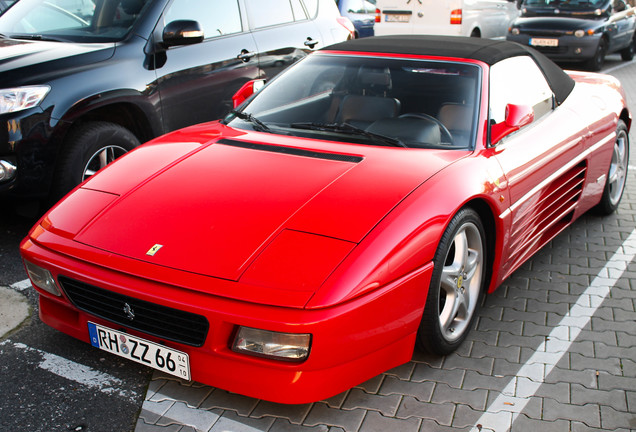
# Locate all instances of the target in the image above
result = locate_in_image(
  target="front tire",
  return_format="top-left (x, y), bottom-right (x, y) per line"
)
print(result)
top-left (620, 34), bottom-right (635, 61)
top-left (595, 120), bottom-right (629, 214)
top-left (51, 121), bottom-right (140, 201)
top-left (587, 37), bottom-right (607, 71)
top-left (416, 208), bottom-right (487, 355)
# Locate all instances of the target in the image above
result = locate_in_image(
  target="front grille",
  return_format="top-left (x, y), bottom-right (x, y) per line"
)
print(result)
top-left (59, 276), bottom-right (209, 347)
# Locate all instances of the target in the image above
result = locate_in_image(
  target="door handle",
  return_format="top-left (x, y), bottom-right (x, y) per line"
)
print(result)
top-left (304, 37), bottom-right (319, 49)
top-left (237, 49), bottom-right (256, 62)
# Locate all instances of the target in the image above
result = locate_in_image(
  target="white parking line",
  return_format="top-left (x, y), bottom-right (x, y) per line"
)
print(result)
top-left (0, 340), bottom-right (138, 401)
top-left (471, 228), bottom-right (636, 432)
top-left (10, 279), bottom-right (31, 291)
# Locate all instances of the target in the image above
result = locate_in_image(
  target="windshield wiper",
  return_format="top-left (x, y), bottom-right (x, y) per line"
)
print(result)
top-left (10, 34), bottom-right (69, 42)
top-left (228, 109), bottom-right (271, 133)
top-left (291, 122), bottom-right (407, 148)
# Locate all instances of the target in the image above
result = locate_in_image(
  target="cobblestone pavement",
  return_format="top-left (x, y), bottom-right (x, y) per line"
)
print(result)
top-left (134, 62), bottom-right (636, 432)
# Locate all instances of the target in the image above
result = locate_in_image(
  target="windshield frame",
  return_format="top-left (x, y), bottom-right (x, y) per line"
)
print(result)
top-left (226, 53), bottom-right (483, 151)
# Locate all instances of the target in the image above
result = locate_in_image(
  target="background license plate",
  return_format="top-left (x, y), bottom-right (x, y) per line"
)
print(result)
top-left (385, 14), bottom-right (410, 22)
top-left (88, 322), bottom-right (190, 380)
top-left (530, 38), bottom-right (558, 47)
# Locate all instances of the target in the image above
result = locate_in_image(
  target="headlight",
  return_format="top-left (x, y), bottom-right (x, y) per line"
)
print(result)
top-left (0, 86), bottom-right (51, 114)
top-left (232, 327), bottom-right (311, 362)
top-left (574, 29), bottom-right (585, 38)
top-left (24, 260), bottom-right (61, 296)
top-left (511, 28), bottom-right (520, 36)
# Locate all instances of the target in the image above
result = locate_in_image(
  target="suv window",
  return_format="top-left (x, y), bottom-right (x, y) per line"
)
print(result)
top-left (489, 56), bottom-right (553, 126)
top-left (245, 0), bottom-right (305, 28)
top-left (164, 0), bottom-right (242, 37)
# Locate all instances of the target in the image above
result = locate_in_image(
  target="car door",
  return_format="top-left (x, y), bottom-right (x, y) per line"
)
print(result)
top-left (244, 0), bottom-right (322, 79)
top-left (609, 0), bottom-right (635, 50)
top-left (153, 0), bottom-right (260, 132)
top-left (488, 56), bottom-right (588, 280)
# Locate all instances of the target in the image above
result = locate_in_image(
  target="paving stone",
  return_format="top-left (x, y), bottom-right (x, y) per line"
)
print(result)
top-left (156, 402), bottom-right (221, 431)
top-left (510, 413), bottom-right (570, 432)
top-left (500, 308), bottom-right (545, 327)
top-left (269, 418), bottom-right (329, 432)
top-left (575, 328), bottom-right (619, 346)
top-left (140, 399), bottom-right (177, 424)
top-left (571, 421), bottom-right (631, 432)
top-left (569, 383), bottom-right (627, 411)
top-left (622, 357), bottom-right (636, 377)
top-left (592, 342), bottom-right (636, 360)
top-left (465, 325), bottom-right (499, 346)
top-left (379, 375), bottom-right (433, 402)
top-left (461, 370), bottom-right (509, 392)
top-left (626, 391), bottom-right (636, 412)
top-left (478, 305), bottom-right (504, 321)
top-left (321, 391), bottom-right (349, 409)
top-left (442, 353), bottom-right (494, 375)
top-left (569, 352), bottom-right (623, 374)
top-left (496, 332), bottom-right (545, 350)
top-left (358, 411), bottom-right (420, 432)
top-left (411, 363), bottom-right (464, 388)
top-left (469, 341), bottom-right (521, 363)
top-left (431, 382), bottom-right (488, 411)
top-left (477, 316), bottom-right (523, 335)
top-left (341, 388), bottom-right (401, 416)
top-left (597, 371), bottom-right (636, 392)
top-left (135, 419), bottom-right (182, 432)
top-left (420, 418), bottom-right (472, 432)
top-left (600, 405), bottom-right (636, 430)
top-left (542, 399), bottom-right (600, 428)
top-left (526, 297), bottom-right (570, 315)
top-left (451, 403), bottom-right (496, 429)
top-left (303, 403), bottom-right (365, 432)
top-left (383, 362), bottom-right (415, 380)
top-left (482, 392), bottom-right (543, 420)
top-left (250, 401), bottom-right (313, 424)
top-left (150, 380), bottom-right (213, 408)
top-left (209, 411), bottom-right (274, 432)
top-left (394, 396), bottom-right (454, 426)
top-left (353, 374), bottom-right (384, 394)
top-left (520, 321), bottom-right (553, 338)
top-left (410, 351), bottom-right (444, 367)
top-left (199, 389), bottom-right (259, 416)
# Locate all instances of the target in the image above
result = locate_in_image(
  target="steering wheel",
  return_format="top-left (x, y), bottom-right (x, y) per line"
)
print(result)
top-left (398, 113), bottom-right (454, 146)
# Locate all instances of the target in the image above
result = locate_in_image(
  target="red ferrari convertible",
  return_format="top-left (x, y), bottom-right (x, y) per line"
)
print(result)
top-left (21, 36), bottom-right (630, 403)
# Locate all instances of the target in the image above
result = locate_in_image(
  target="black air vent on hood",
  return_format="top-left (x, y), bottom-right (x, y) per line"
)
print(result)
top-left (218, 139), bottom-right (363, 163)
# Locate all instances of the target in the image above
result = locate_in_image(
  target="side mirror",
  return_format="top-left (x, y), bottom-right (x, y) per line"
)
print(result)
top-left (162, 20), bottom-right (204, 48)
top-left (490, 104), bottom-right (534, 144)
top-left (232, 79), bottom-right (266, 108)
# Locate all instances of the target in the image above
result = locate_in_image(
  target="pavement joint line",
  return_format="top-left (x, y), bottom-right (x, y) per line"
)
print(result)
top-left (0, 339), bottom-right (138, 401)
top-left (470, 227), bottom-right (636, 432)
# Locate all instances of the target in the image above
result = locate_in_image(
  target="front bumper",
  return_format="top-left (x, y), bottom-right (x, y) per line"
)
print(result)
top-left (21, 230), bottom-right (433, 404)
top-left (507, 33), bottom-right (601, 61)
top-left (0, 107), bottom-right (59, 198)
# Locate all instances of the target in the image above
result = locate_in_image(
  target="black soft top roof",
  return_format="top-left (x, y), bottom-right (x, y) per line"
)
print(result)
top-left (324, 35), bottom-right (575, 105)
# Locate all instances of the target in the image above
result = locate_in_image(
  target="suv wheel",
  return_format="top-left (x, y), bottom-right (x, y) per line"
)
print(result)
top-left (52, 121), bottom-right (140, 201)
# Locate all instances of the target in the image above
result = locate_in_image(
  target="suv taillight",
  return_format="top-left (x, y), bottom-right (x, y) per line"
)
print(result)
top-left (337, 16), bottom-right (356, 39)
top-left (375, 8), bottom-right (381, 23)
top-left (450, 9), bottom-right (462, 25)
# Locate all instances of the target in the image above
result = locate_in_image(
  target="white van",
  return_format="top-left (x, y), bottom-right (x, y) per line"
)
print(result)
top-left (374, 0), bottom-right (520, 39)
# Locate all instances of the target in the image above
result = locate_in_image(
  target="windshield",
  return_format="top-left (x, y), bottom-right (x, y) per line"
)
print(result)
top-left (226, 54), bottom-right (481, 149)
top-left (523, 0), bottom-right (607, 9)
top-left (0, 0), bottom-right (151, 42)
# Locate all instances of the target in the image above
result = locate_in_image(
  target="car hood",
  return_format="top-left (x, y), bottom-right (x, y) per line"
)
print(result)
top-left (0, 38), bottom-right (114, 84)
top-left (514, 16), bottom-right (602, 31)
top-left (69, 134), bottom-right (465, 284)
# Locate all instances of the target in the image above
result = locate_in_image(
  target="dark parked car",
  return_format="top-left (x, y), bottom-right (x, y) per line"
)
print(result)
top-left (0, 0), bottom-right (354, 203)
top-left (336, 0), bottom-right (377, 38)
top-left (507, 0), bottom-right (636, 70)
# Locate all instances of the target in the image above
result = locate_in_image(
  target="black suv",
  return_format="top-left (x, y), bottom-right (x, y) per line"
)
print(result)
top-left (0, 0), bottom-right (353, 202)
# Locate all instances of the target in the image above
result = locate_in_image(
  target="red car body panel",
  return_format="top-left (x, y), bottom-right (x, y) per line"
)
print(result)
top-left (20, 37), bottom-right (630, 403)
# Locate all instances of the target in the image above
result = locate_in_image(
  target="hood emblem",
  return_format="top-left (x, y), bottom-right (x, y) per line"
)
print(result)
top-left (146, 244), bottom-right (163, 256)
top-left (123, 303), bottom-right (135, 321)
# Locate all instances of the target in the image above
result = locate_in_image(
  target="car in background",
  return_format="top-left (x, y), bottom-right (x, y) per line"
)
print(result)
top-left (374, 0), bottom-right (519, 39)
top-left (507, 0), bottom-right (636, 70)
top-left (336, 0), bottom-right (377, 38)
top-left (21, 35), bottom-right (630, 404)
top-left (0, 0), bottom-right (354, 204)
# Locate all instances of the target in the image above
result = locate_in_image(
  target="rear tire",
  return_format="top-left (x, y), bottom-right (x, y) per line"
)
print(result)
top-left (416, 208), bottom-right (487, 355)
top-left (595, 120), bottom-right (629, 214)
top-left (51, 121), bottom-right (140, 202)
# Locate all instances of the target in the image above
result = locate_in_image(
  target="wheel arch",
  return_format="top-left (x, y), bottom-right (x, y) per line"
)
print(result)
top-left (619, 108), bottom-right (631, 132)
top-left (461, 198), bottom-right (497, 297)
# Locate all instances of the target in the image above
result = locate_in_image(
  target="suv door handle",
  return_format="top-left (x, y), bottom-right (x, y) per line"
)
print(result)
top-left (237, 49), bottom-right (256, 62)
top-left (304, 37), bottom-right (319, 48)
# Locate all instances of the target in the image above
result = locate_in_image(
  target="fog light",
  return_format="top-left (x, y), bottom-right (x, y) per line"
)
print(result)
top-left (232, 327), bottom-right (311, 362)
top-left (0, 160), bottom-right (17, 182)
top-left (24, 260), bottom-right (61, 296)
top-left (575, 47), bottom-right (582, 54)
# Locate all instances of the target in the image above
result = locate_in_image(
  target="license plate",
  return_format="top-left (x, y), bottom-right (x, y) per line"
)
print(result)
top-left (88, 322), bottom-right (190, 380)
top-left (385, 14), bottom-right (410, 23)
top-left (530, 38), bottom-right (559, 47)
